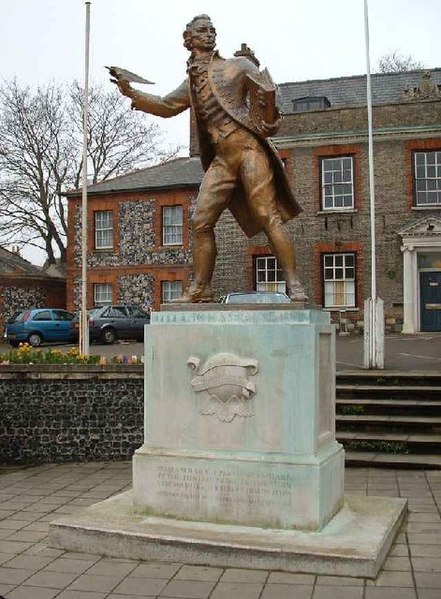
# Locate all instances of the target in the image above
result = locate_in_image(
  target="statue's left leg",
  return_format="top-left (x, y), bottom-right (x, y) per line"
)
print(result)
top-left (240, 145), bottom-right (307, 302)
top-left (264, 223), bottom-right (308, 302)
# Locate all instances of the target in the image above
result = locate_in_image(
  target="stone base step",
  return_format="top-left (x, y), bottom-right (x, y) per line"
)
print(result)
top-left (338, 431), bottom-right (441, 444)
top-left (337, 399), bottom-right (441, 407)
top-left (49, 490), bottom-right (407, 579)
top-left (345, 452), bottom-right (441, 469)
top-left (337, 398), bottom-right (441, 417)
top-left (337, 432), bottom-right (441, 457)
top-left (336, 414), bottom-right (441, 425)
top-left (337, 372), bottom-right (441, 386)
top-left (337, 385), bottom-right (441, 401)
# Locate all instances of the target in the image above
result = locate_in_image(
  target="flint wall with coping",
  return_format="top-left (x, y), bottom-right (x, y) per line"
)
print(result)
top-left (0, 365), bottom-right (144, 465)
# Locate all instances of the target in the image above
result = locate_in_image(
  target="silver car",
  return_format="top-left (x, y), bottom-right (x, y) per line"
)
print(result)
top-left (71, 304), bottom-right (150, 344)
top-left (219, 292), bottom-right (291, 304)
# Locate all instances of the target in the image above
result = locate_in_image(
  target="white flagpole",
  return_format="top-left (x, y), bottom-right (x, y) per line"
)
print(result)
top-left (80, 1), bottom-right (91, 356)
top-left (363, 0), bottom-right (384, 369)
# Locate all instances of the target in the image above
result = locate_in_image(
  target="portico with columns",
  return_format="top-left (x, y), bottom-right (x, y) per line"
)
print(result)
top-left (400, 216), bottom-right (441, 333)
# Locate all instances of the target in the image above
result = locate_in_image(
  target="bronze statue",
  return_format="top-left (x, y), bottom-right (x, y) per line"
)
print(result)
top-left (110, 14), bottom-right (306, 303)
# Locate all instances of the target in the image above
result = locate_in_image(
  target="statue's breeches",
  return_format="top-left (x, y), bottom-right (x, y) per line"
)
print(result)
top-left (192, 129), bottom-right (283, 234)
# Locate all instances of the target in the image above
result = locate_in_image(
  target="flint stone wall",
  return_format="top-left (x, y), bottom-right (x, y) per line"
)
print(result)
top-left (118, 274), bottom-right (155, 311)
top-left (0, 280), bottom-right (67, 336)
top-left (73, 201), bottom-right (193, 269)
top-left (1, 286), bottom-right (46, 325)
top-left (0, 365), bottom-right (144, 464)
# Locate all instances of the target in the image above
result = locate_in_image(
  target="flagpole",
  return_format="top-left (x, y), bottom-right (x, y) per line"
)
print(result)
top-left (363, 0), bottom-right (384, 369)
top-left (80, 1), bottom-right (91, 356)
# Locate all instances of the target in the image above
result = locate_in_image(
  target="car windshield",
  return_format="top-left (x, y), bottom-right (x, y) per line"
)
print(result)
top-left (6, 310), bottom-right (23, 323)
top-left (99, 306), bottom-right (128, 318)
top-left (14, 310), bottom-right (31, 322)
top-left (227, 293), bottom-right (290, 304)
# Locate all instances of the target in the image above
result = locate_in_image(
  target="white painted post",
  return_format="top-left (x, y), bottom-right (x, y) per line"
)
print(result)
top-left (79, 1), bottom-right (91, 356)
top-left (363, 0), bottom-right (384, 369)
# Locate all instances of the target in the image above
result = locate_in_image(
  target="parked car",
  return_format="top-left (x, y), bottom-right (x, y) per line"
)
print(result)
top-left (5, 310), bottom-right (23, 324)
top-left (5, 308), bottom-right (77, 347)
top-left (72, 304), bottom-right (150, 345)
top-left (219, 291), bottom-right (292, 304)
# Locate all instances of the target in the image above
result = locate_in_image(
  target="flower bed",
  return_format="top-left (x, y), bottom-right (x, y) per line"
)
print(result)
top-left (0, 343), bottom-right (142, 365)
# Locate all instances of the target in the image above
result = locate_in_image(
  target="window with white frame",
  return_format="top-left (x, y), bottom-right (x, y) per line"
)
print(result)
top-left (414, 151), bottom-right (441, 206)
top-left (162, 206), bottom-right (183, 245)
top-left (94, 211), bottom-right (113, 249)
top-left (323, 253), bottom-right (355, 308)
top-left (255, 256), bottom-right (286, 292)
top-left (321, 156), bottom-right (354, 210)
top-left (162, 280), bottom-right (183, 303)
top-left (94, 283), bottom-right (112, 306)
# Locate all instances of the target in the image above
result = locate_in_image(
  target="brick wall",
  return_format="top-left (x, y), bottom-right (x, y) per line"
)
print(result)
top-left (211, 99), bottom-right (441, 329)
top-left (278, 100), bottom-right (441, 138)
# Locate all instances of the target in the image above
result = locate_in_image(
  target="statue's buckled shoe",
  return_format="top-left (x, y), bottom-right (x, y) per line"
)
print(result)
top-left (287, 281), bottom-right (308, 303)
top-left (171, 286), bottom-right (214, 304)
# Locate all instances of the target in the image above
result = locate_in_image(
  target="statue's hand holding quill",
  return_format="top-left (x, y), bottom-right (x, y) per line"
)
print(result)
top-left (106, 66), bottom-right (154, 100)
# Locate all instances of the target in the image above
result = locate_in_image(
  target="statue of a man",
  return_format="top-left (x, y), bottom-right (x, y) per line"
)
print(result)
top-left (112, 14), bottom-right (306, 303)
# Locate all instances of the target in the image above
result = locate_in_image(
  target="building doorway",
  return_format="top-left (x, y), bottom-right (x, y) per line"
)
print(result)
top-left (420, 271), bottom-right (441, 331)
top-left (400, 217), bottom-right (441, 334)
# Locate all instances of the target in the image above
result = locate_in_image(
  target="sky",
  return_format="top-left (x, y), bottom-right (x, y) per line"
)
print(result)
top-left (1, 0), bottom-right (440, 263)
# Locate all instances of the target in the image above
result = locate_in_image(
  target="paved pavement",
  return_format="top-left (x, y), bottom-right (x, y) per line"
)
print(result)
top-left (0, 462), bottom-right (440, 598)
top-left (336, 332), bottom-right (441, 372)
top-left (2, 332), bottom-right (441, 371)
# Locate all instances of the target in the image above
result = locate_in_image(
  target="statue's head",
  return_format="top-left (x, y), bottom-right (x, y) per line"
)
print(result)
top-left (183, 14), bottom-right (216, 52)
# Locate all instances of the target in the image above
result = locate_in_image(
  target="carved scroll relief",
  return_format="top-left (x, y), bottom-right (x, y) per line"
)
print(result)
top-left (187, 352), bottom-right (259, 422)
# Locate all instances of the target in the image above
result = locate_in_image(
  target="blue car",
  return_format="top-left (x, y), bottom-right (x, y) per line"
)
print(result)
top-left (5, 308), bottom-right (77, 347)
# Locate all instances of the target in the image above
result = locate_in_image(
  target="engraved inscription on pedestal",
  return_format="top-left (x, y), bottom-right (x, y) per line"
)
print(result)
top-left (156, 464), bottom-right (296, 509)
top-left (187, 352), bottom-right (259, 422)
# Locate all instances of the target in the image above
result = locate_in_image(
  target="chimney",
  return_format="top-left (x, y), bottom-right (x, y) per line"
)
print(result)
top-left (234, 43), bottom-right (260, 67)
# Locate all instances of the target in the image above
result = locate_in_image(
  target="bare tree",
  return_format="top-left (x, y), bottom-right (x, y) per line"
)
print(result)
top-left (68, 81), bottom-right (178, 187)
top-left (376, 51), bottom-right (424, 73)
top-left (0, 79), bottom-right (180, 264)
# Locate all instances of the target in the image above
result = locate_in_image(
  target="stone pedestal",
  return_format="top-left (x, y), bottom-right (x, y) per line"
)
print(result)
top-left (49, 305), bottom-right (407, 577)
top-left (134, 307), bottom-right (343, 531)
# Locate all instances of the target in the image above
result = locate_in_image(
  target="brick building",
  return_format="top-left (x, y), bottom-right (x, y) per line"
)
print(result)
top-left (0, 247), bottom-right (66, 334)
top-left (65, 158), bottom-right (203, 312)
top-left (66, 68), bottom-right (441, 332)
top-left (211, 68), bottom-right (441, 333)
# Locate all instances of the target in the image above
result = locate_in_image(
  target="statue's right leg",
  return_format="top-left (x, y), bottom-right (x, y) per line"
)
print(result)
top-left (173, 158), bottom-right (235, 303)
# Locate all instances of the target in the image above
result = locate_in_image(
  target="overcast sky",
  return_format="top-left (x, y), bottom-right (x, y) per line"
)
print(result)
top-left (2, 0), bottom-right (440, 150)
top-left (1, 0), bottom-right (440, 263)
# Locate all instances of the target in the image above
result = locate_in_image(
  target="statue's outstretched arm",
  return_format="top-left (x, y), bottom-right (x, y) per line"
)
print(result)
top-left (114, 78), bottom-right (190, 118)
